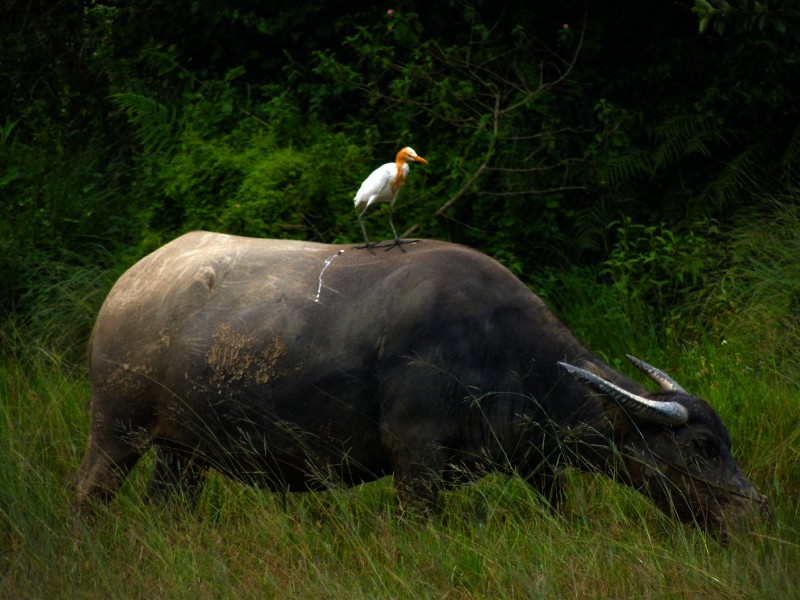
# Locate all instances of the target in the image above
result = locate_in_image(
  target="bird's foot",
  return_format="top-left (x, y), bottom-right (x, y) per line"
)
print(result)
top-left (354, 239), bottom-right (419, 253)
top-left (353, 242), bottom-right (378, 254)
top-left (384, 238), bottom-right (419, 252)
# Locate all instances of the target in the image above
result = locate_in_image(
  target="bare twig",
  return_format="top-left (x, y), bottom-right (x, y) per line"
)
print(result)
top-left (382, 7), bottom-right (589, 239)
top-left (402, 162), bottom-right (489, 238)
top-left (478, 185), bottom-right (587, 197)
top-left (402, 93), bottom-right (500, 238)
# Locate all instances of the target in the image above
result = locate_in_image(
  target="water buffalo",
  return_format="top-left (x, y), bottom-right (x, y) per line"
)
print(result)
top-left (74, 231), bottom-right (767, 534)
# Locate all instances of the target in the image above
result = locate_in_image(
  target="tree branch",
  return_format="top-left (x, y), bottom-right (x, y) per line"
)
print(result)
top-left (402, 93), bottom-right (500, 238)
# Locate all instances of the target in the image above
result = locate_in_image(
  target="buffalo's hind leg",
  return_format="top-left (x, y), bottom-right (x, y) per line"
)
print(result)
top-left (73, 426), bottom-right (147, 515)
top-left (147, 445), bottom-right (206, 508)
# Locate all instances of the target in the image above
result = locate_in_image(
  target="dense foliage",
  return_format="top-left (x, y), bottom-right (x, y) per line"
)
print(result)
top-left (3, 1), bottom-right (799, 326)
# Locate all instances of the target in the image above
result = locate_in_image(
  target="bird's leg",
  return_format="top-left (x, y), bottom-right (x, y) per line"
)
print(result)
top-left (354, 210), bottom-right (377, 253)
top-left (385, 208), bottom-right (406, 252)
top-left (384, 206), bottom-right (417, 252)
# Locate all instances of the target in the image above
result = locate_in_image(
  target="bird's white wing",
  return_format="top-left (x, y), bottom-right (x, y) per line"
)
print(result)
top-left (354, 163), bottom-right (395, 209)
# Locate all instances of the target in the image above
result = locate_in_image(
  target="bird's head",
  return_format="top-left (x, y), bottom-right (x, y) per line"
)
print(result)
top-left (397, 147), bottom-right (428, 165)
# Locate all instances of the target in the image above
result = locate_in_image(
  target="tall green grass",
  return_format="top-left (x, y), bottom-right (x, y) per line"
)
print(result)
top-left (2, 203), bottom-right (799, 598)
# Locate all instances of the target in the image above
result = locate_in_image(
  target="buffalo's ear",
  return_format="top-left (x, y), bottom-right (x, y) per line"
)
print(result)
top-left (590, 392), bottom-right (641, 437)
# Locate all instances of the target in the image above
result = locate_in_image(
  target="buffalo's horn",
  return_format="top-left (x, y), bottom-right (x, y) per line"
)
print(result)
top-left (625, 354), bottom-right (687, 393)
top-left (558, 362), bottom-right (689, 426)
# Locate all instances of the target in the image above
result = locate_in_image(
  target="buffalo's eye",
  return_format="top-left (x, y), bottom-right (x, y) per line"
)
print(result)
top-left (691, 437), bottom-right (720, 460)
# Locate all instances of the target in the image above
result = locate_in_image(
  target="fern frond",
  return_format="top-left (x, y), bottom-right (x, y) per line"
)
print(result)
top-left (110, 92), bottom-right (178, 155)
top-left (782, 123), bottom-right (800, 171)
top-left (699, 146), bottom-right (760, 211)
top-left (597, 150), bottom-right (653, 185)
top-left (572, 198), bottom-right (613, 253)
top-left (651, 114), bottom-right (727, 169)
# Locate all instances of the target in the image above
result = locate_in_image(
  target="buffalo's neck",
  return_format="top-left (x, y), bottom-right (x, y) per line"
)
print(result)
top-left (517, 323), bottom-right (649, 476)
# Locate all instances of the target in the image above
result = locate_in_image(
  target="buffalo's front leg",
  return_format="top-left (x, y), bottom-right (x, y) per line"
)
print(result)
top-left (392, 460), bottom-right (442, 514)
top-left (525, 466), bottom-right (566, 513)
top-left (146, 445), bottom-right (206, 508)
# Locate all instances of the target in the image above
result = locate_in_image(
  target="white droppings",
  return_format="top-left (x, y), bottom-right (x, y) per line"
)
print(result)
top-left (315, 250), bottom-right (344, 303)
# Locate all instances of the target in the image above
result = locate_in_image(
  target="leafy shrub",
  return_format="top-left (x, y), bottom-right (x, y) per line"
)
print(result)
top-left (697, 197), bottom-right (800, 378)
top-left (162, 119), bottom-right (363, 242)
top-left (600, 217), bottom-right (725, 332)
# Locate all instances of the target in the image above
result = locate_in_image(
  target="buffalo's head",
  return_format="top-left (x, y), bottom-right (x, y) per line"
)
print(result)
top-left (558, 356), bottom-right (769, 538)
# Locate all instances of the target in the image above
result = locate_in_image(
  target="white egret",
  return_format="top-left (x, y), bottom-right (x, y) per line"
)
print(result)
top-left (353, 147), bottom-right (428, 249)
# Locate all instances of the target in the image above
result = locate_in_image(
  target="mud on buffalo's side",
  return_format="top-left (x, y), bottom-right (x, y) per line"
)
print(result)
top-left (74, 231), bottom-right (768, 535)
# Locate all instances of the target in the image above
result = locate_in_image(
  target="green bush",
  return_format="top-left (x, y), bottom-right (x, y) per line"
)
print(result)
top-left (698, 198), bottom-right (800, 378)
top-left (164, 126), bottom-right (363, 242)
top-left (600, 217), bottom-right (725, 334)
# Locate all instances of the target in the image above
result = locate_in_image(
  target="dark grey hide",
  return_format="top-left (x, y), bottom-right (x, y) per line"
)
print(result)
top-left (74, 232), bottom-right (767, 534)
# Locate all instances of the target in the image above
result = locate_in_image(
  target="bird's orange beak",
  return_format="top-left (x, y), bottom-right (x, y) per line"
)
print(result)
top-left (413, 155), bottom-right (428, 164)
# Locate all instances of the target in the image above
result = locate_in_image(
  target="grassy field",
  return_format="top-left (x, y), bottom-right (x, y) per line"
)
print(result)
top-left (2, 209), bottom-right (799, 598)
top-left (1, 332), bottom-right (797, 599)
